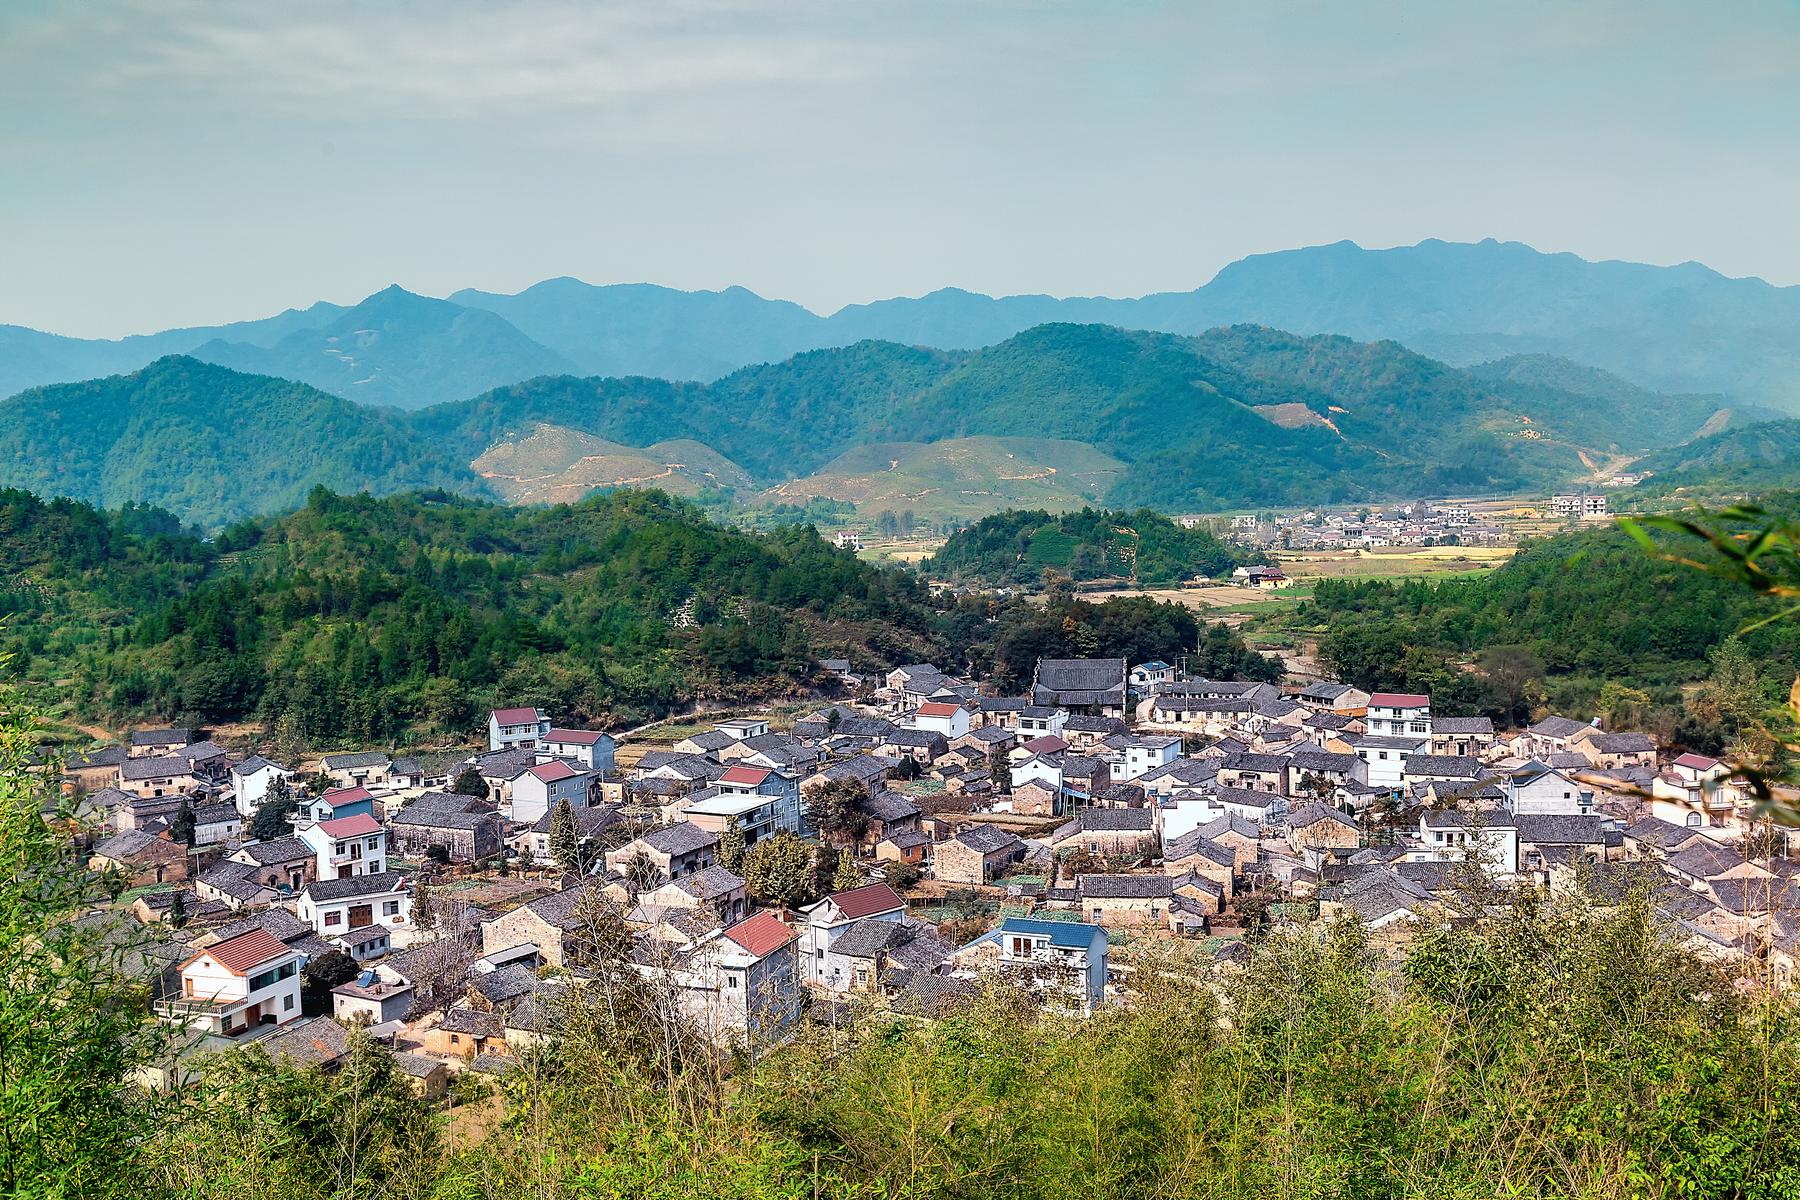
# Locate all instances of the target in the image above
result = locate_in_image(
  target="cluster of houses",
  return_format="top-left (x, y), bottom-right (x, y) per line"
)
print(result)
top-left (1214, 502), bottom-right (1511, 551)
top-left (50, 644), bottom-right (1800, 1088)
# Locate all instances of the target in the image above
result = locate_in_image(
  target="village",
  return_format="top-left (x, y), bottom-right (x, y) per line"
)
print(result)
top-left (50, 638), bottom-right (1796, 1096)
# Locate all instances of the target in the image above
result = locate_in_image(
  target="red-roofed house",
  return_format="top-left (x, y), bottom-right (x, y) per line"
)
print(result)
top-left (1652, 752), bottom-right (1745, 831)
top-left (908, 701), bottom-right (971, 739)
top-left (297, 809), bottom-right (388, 880)
top-left (489, 706), bottom-right (551, 752)
top-left (542, 728), bottom-right (618, 771)
top-left (686, 763), bottom-right (802, 842)
top-left (663, 910), bottom-right (802, 1048)
top-left (1367, 693), bottom-right (1431, 739)
top-left (799, 882), bottom-right (909, 993)
top-left (163, 929), bottom-right (302, 1035)
top-left (511, 758), bottom-right (590, 825)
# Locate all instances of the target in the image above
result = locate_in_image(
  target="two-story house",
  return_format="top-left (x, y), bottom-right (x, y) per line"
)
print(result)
top-left (1366, 693), bottom-right (1431, 739)
top-left (296, 812), bottom-right (387, 880)
top-left (162, 928), bottom-right (303, 1036)
top-left (488, 706), bottom-right (551, 752)
top-left (965, 917), bottom-right (1107, 1014)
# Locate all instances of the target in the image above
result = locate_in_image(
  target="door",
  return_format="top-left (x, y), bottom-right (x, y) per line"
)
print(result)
top-left (348, 903), bottom-right (374, 928)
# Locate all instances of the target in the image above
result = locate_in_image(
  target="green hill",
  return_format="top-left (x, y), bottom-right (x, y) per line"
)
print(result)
top-left (929, 506), bottom-right (1258, 586)
top-left (0, 323), bottom-right (1754, 530)
top-left (25, 487), bottom-right (951, 741)
top-left (1626, 418), bottom-right (1800, 502)
top-left (0, 357), bottom-right (478, 526)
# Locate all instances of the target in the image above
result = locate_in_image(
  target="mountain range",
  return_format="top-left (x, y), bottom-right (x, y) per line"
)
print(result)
top-left (5, 239), bottom-right (1800, 411)
top-left (0, 322), bottom-right (1768, 528)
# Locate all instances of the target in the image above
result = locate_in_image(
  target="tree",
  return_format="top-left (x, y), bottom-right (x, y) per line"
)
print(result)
top-left (988, 747), bottom-right (1011, 792)
top-left (250, 773), bottom-right (297, 841)
top-left (740, 832), bottom-right (816, 909)
top-left (716, 819), bottom-right (746, 873)
top-left (624, 849), bottom-right (661, 898)
top-left (832, 852), bottom-right (865, 892)
top-left (884, 859), bottom-right (921, 890)
top-left (167, 889), bottom-right (189, 929)
top-left (549, 797), bottom-right (582, 874)
top-left (451, 768), bottom-right (488, 799)
top-left (168, 797), bottom-right (196, 847)
top-left (1, 683), bottom-right (170, 1196)
top-left (806, 778), bottom-right (870, 847)
top-left (303, 949), bottom-right (360, 1012)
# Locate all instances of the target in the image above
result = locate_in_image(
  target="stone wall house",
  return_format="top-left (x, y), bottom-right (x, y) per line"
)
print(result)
top-left (934, 824), bottom-right (1026, 885)
top-left (1074, 874), bottom-right (1173, 927)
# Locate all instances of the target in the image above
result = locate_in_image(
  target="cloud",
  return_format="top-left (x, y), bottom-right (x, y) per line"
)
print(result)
top-left (13, 0), bottom-right (880, 118)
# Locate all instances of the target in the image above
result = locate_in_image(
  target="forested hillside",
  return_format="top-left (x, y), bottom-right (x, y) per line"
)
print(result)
top-left (2, 486), bottom-right (1270, 745)
top-left (1627, 418), bottom-right (1800, 502)
top-left (930, 507), bottom-right (1256, 586)
top-left (1292, 509), bottom-right (1800, 745)
top-left (0, 322), bottom-right (1745, 529)
top-left (0, 358), bottom-right (477, 525)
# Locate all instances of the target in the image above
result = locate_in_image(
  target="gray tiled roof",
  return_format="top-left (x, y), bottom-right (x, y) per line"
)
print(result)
top-left (303, 870), bottom-right (407, 902)
top-left (1078, 873), bottom-right (1172, 899)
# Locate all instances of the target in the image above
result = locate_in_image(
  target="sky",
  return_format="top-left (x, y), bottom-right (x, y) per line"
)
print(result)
top-left (4, 0), bottom-right (1799, 338)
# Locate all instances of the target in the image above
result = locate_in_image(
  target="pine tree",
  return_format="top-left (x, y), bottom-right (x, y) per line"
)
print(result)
top-left (167, 889), bottom-right (188, 929)
top-left (169, 798), bottom-right (196, 848)
top-left (831, 852), bottom-right (864, 893)
top-left (549, 797), bottom-right (581, 874)
top-left (717, 818), bottom-right (746, 873)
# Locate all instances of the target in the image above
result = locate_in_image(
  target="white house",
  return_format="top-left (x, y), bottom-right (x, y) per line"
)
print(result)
top-left (489, 706), bottom-right (551, 752)
top-left (1108, 734), bottom-right (1182, 783)
top-left (1416, 808), bottom-right (1518, 875)
top-left (1351, 735), bottom-right (1427, 789)
top-left (714, 718), bottom-right (770, 742)
top-left (229, 756), bottom-right (294, 818)
top-left (908, 702), bottom-right (972, 740)
top-left (1504, 762), bottom-right (1594, 816)
top-left (1156, 792), bottom-right (1229, 843)
top-left (1128, 661), bottom-right (1175, 695)
top-left (297, 871), bottom-right (413, 937)
top-left (510, 759), bottom-right (590, 826)
top-left (296, 812), bottom-right (388, 880)
top-left (664, 910), bottom-right (802, 1049)
top-left (163, 928), bottom-right (302, 1036)
top-left (965, 917), bottom-right (1108, 1014)
top-left (540, 728), bottom-right (617, 772)
top-left (798, 882), bottom-right (906, 991)
top-left (1366, 693), bottom-right (1431, 739)
top-left (1650, 753), bottom-right (1746, 831)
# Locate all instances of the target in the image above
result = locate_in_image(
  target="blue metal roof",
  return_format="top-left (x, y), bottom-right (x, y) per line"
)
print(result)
top-left (996, 916), bottom-right (1105, 949)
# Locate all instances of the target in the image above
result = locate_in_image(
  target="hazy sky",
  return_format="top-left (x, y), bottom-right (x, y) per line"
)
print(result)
top-left (5, 0), bottom-right (1798, 338)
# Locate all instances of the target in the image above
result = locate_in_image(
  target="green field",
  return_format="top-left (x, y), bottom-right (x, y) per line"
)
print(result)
top-left (767, 435), bottom-right (1128, 526)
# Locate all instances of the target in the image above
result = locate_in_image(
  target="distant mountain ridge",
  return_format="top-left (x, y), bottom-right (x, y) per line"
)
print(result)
top-left (6, 238), bottom-right (1799, 409)
top-left (0, 321), bottom-right (1754, 527)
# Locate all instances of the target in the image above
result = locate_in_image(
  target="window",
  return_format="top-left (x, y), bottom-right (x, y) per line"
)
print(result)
top-left (283, 994), bottom-right (294, 1010)
top-left (324, 911), bottom-right (342, 927)
top-left (727, 976), bottom-right (740, 989)
top-left (450, 1034), bottom-right (461, 1046)
top-left (369, 860), bottom-right (382, 873)
top-left (383, 900), bottom-right (400, 916)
